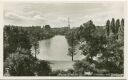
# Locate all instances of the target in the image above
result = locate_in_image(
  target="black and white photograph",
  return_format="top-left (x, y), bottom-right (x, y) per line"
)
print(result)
top-left (3, 1), bottom-right (125, 77)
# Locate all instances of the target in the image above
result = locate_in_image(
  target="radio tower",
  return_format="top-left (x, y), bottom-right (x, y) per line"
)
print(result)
top-left (68, 17), bottom-right (70, 28)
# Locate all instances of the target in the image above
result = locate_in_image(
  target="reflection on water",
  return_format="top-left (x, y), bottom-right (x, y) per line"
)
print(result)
top-left (44, 39), bottom-right (51, 49)
top-left (37, 35), bottom-right (71, 61)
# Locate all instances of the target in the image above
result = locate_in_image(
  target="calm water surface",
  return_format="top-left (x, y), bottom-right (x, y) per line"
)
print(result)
top-left (33, 35), bottom-right (84, 70)
top-left (37, 35), bottom-right (71, 61)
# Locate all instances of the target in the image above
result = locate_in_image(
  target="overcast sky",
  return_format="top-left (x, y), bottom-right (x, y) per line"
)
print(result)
top-left (4, 2), bottom-right (124, 28)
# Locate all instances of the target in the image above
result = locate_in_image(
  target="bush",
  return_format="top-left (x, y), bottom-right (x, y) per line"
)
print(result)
top-left (4, 53), bottom-right (35, 76)
top-left (35, 60), bottom-right (52, 76)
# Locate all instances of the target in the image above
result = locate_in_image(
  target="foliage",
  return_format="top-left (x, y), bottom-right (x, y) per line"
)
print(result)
top-left (67, 47), bottom-right (76, 61)
top-left (3, 25), bottom-right (54, 76)
top-left (66, 18), bottom-right (124, 75)
top-left (73, 59), bottom-right (95, 75)
top-left (35, 60), bottom-right (52, 76)
top-left (4, 26), bottom-right (32, 60)
top-left (66, 29), bottom-right (78, 61)
top-left (3, 18), bottom-right (124, 76)
top-left (4, 53), bottom-right (35, 76)
top-left (106, 20), bottom-right (111, 36)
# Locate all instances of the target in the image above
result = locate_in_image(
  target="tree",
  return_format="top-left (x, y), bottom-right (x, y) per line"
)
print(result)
top-left (121, 18), bottom-right (124, 27)
top-left (31, 38), bottom-right (39, 59)
top-left (102, 35), bottom-right (123, 73)
top-left (106, 20), bottom-right (111, 36)
top-left (68, 47), bottom-right (76, 61)
top-left (115, 19), bottom-right (120, 34)
top-left (118, 18), bottom-right (124, 41)
top-left (4, 25), bottom-right (54, 76)
top-left (81, 20), bottom-right (96, 41)
top-left (4, 53), bottom-right (35, 76)
top-left (34, 42), bottom-right (39, 59)
top-left (43, 25), bottom-right (51, 30)
top-left (115, 19), bottom-right (120, 39)
top-left (29, 28), bottom-right (40, 59)
top-left (67, 30), bottom-right (77, 61)
top-left (111, 18), bottom-right (116, 34)
top-left (4, 26), bottom-right (32, 60)
top-left (66, 19), bottom-right (124, 75)
top-left (73, 60), bottom-right (94, 76)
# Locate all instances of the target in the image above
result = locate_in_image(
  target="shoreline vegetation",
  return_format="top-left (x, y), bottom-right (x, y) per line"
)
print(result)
top-left (4, 18), bottom-right (124, 76)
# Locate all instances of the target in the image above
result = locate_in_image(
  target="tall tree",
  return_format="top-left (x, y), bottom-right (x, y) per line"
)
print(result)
top-left (121, 18), bottom-right (124, 32)
top-left (111, 18), bottom-right (116, 34)
top-left (115, 19), bottom-right (120, 34)
top-left (33, 41), bottom-right (39, 59)
top-left (106, 20), bottom-right (111, 36)
top-left (68, 47), bottom-right (76, 61)
top-left (117, 18), bottom-right (124, 42)
top-left (121, 18), bottom-right (124, 26)
top-left (67, 30), bottom-right (77, 61)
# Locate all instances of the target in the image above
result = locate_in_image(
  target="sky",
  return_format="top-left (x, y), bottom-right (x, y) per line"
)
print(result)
top-left (4, 1), bottom-right (125, 28)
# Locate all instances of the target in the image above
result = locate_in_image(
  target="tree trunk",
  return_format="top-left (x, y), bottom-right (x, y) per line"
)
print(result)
top-left (35, 46), bottom-right (37, 59)
top-left (72, 54), bottom-right (73, 61)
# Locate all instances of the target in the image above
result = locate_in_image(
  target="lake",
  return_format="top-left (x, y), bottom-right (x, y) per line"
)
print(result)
top-left (38, 35), bottom-right (71, 61)
top-left (32, 35), bottom-right (84, 71)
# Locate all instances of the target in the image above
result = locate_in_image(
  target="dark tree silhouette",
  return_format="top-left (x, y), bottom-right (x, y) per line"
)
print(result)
top-left (106, 20), bottom-right (111, 36)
